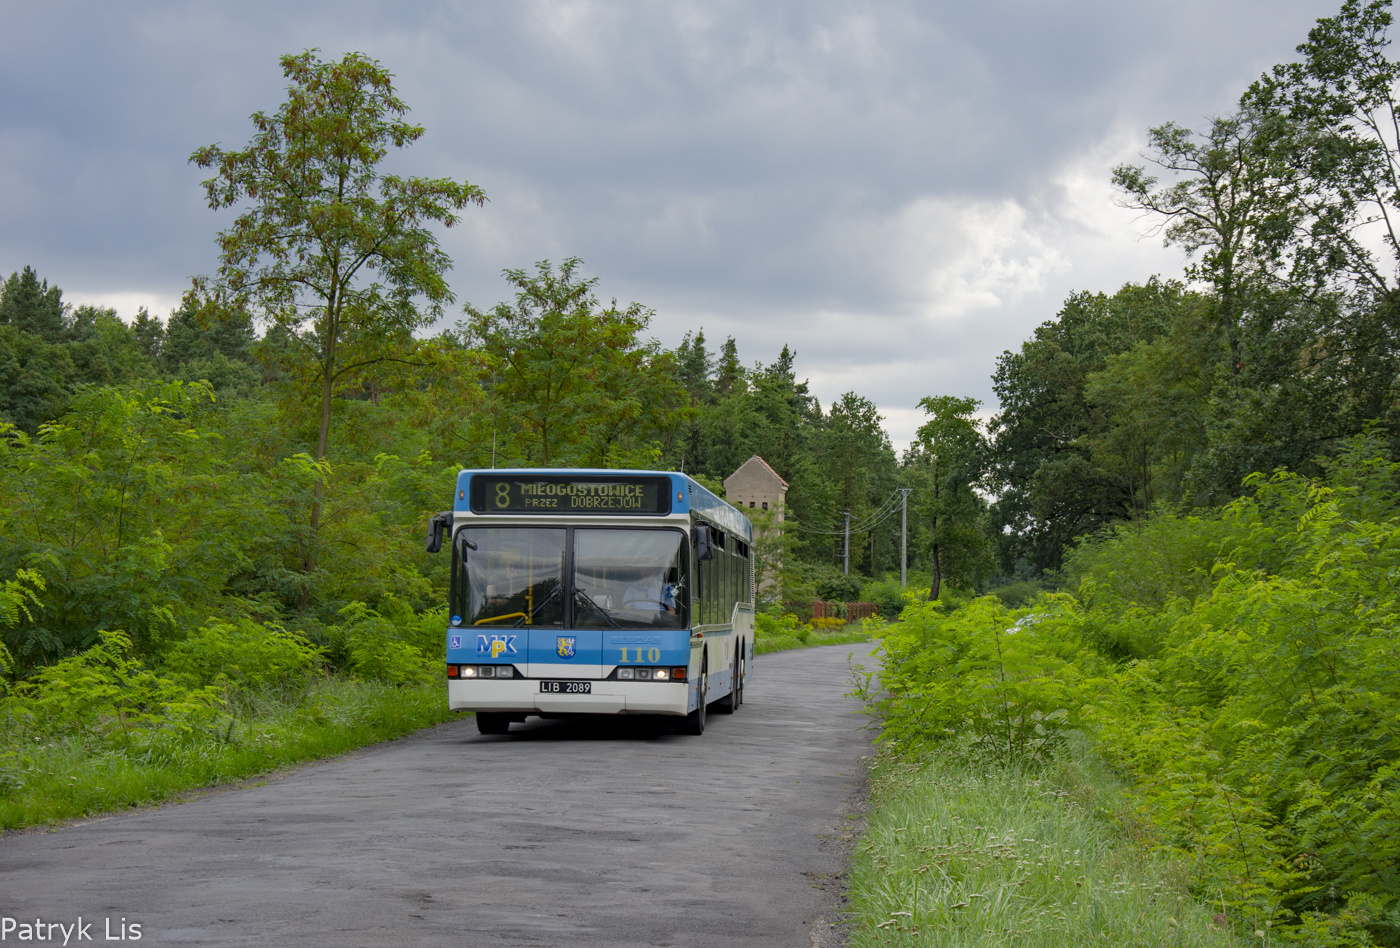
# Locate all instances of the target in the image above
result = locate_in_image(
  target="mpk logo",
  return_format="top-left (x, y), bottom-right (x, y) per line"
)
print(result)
top-left (556, 636), bottom-right (577, 659)
top-left (476, 634), bottom-right (518, 659)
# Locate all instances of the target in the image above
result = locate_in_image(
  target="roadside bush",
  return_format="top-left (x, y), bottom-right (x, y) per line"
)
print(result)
top-left (162, 617), bottom-right (325, 690)
top-left (3, 630), bottom-right (222, 743)
top-left (982, 577), bottom-right (1050, 607)
top-left (365, 595), bottom-right (446, 659)
top-left (815, 570), bottom-right (863, 603)
top-left (335, 601), bottom-right (434, 685)
top-left (755, 609), bottom-right (814, 649)
top-left (860, 576), bottom-right (906, 620)
top-left (875, 597), bottom-right (1096, 765)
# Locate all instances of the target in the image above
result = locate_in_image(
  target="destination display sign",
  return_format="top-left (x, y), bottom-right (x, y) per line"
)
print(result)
top-left (470, 475), bottom-right (672, 515)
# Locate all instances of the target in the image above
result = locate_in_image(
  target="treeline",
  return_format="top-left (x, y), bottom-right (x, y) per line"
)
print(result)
top-left (0, 257), bottom-right (913, 674)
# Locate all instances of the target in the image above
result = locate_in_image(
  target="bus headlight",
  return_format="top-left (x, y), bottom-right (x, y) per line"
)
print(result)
top-left (457, 665), bottom-right (515, 679)
top-left (612, 667), bottom-right (680, 682)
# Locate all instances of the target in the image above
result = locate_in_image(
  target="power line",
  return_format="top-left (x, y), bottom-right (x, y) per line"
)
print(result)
top-left (790, 489), bottom-right (907, 536)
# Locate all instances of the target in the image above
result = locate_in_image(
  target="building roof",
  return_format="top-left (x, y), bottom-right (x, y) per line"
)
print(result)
top-left (725, 454), bottom-right (789, 490)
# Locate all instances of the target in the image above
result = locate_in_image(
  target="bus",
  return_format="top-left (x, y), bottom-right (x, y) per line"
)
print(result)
top-left (426, 469), bottom-right (755, 736)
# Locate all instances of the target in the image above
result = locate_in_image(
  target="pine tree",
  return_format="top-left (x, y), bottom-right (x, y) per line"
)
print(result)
top-left (0, 267), bottom-right (67, 342)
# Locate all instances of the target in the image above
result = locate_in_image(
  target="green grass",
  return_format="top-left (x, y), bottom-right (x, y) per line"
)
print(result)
top-left (0, 677), bottom-right (456, 830)
top-left (846, 746), bottom-right (1244, 947)
top-left (755, 619), bottom-right (878, 654)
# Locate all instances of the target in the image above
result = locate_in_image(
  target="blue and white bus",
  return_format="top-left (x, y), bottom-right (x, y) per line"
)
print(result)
top-left (426, 469), bottom-right (755, 735)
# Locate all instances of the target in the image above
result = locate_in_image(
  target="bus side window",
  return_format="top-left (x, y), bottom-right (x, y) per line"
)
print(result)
top-left (726, 536), bottom-right (735, 620)
top-left (694, 535), bottom-right (704, 625)
top-left (710, 538), bottom-right (719, 624)
top-left (712, 537), bottom-right (721, 624)
top-left (733, 543), bottom-right (744, 616)
top-left (703, 536), bottom-right (714, 625)
top-left (740, 541), bottom-right (747, 604)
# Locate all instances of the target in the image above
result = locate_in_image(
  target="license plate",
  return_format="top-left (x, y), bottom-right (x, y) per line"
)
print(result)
top-left (539, 680), bottom-right (592, 694)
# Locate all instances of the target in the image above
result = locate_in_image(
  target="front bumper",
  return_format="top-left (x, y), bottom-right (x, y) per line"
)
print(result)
top-left (447, 679), bottom-right (689, 716)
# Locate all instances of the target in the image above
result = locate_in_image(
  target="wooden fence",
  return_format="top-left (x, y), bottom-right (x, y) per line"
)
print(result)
top-left (845, 601), bottom-right (879, 623)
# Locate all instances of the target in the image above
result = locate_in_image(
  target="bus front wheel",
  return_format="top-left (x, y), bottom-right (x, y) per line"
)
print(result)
top-left (679, 665), bottom-right (707, 735)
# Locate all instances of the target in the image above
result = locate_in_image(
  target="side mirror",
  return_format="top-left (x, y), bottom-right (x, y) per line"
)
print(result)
top-left (693, 523), bottom-right (715, 561)
top-left (426, 511), bottom-right (452, 553)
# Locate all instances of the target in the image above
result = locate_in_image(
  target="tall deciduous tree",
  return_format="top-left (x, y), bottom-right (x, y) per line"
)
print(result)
top-left (1245, 0), bottom-right (1400, 298)
top-left (907, 395), bottom-right (990, 600)
top-left (1111, 113), bottom-right (1285, 373)
top-left (190, 50), bottom-right (485, 607)
top-left (463, 258), bottom-right (683, 467)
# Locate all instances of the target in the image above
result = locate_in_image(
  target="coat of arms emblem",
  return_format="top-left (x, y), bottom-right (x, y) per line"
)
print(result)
top-left (556, 636), bottom-right (577, 659)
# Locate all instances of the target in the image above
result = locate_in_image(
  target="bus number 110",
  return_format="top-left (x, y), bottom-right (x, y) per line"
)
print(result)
top-left (619, 647), bottom-right (661, 663)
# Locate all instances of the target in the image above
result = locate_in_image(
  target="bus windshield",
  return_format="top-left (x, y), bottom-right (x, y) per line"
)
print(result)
top-left (455, 527), bottom-right (566, 629)
top-left (573, 529), bottom-right (688, 631)
top-left (450, 526), bottom-right (688, 631)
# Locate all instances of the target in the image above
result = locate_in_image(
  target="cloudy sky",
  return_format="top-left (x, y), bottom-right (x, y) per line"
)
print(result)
top-left (0, 0), bottom-right (1341, 450)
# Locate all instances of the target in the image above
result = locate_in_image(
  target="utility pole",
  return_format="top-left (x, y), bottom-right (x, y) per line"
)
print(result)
top-left (898, 488), bottom-right (912, 587)
top-left (843, 509), bottom-right (850, 575)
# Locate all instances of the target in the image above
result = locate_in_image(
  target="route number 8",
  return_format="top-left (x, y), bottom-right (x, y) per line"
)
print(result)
top-left (495, 483), bottom-right (511, 508)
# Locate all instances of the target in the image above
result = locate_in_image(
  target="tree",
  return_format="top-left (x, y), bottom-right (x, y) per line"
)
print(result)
top-left (987, 280), bottom-right (1198, 572)
top-left (1244, 0), bottom-right (1400, 299)
top-left (0, 267), bottom-right (67, 343)
top-left (675, 329), bottom-right (712, 404)
top-left (1112, 113), bottom-right (1286, 373)
top-left (816, 392), bottom-right (899, 574)
top-left (1112, 2), bottom-right (1400, 492)
top-left (463, 258), bottom-right (683, 467)
top-left (714, 336), bottom-right (743, 397)
top-left (190, 49), bottom-right (485, 608)
top-left (907, 395), bottom-right (990, 600)
top-left (130, 308), bottom-right (165, 361)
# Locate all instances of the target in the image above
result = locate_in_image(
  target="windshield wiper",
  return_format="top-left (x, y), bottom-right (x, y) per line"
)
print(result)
top-left (514, 585), bottom-right (562, 627)
top-left (573, 589), bottom-right (621, 629)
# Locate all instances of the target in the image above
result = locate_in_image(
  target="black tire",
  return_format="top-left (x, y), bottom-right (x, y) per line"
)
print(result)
top-left (715, 646), bottom-right (739, 714)
top-left (476, 712), bottom-right (511, 735)
top-left (679, 665), bottom-right (707, 735)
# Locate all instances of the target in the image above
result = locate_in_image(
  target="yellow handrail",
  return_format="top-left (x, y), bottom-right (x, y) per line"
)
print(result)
top-left (474, 612), bottom-right (528, 625)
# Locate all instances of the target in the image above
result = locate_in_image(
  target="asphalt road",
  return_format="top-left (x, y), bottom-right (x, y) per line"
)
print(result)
top-left (1, 642), bottom-right (877, 948)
